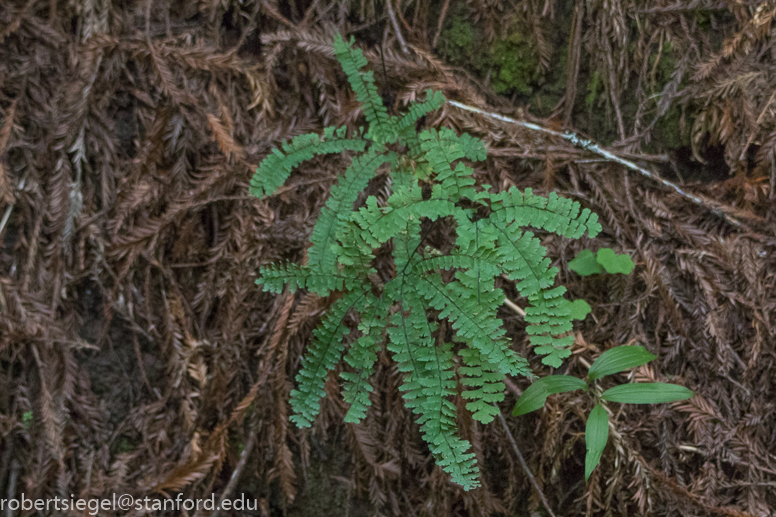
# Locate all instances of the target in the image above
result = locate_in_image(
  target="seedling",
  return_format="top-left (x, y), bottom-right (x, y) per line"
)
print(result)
top-left (512, 344), bottom-right (694, 480)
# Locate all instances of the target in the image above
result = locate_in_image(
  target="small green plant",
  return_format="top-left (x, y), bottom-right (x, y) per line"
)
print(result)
top-left (563, 247), bottom-right (634, 322)
top-left (568, 247), bottom-right (635, 276)
top-left (512, 344), bottom-right (694, 480)
top-left (250, 34), bottom-right (602, 490)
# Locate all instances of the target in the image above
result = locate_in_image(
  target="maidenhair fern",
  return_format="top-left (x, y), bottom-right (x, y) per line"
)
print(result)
top-left (250, 34), bottom-right (602, 490)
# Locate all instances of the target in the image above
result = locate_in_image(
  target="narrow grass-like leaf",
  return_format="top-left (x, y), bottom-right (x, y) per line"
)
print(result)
top-left (585, 404), bottom-right (609, 481)
top-left (512, 375), bottom-right (587, 416)
top-left (602, 383), bottom-right (694, 404)
top-left (588, 345), bottom-right (656, 380)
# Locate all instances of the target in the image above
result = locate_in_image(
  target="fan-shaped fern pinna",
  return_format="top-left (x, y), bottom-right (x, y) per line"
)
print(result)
top-left (250, 34), bottom-right (601, 490)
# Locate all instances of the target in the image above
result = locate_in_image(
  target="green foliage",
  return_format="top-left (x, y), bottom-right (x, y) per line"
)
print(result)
top-left (568, 299), bottom-right (592, 320)
top-left (568, 247), bottom-right (635, 276)
top-left (437, 7), bottom-right (541, 98)
top-left (585, 71), bottom-right (603, 111)
top-left (585, 404), bottom-right (609, 481)
top-left (568, 249), bottom-right (602, 275)
top-left (596, 248), bottom-right (635, 274)
top-left (487, 32), bottom-right (540, 95)
top-left (249, 126), bottom-right (367, 198)
top-left (250, 34), bottom-right (601, 490)
top-left (601, 383), bottom-right (695, 404)
top-left (22, 410), bottom-right (33, 429)
top-left (512, 345), bottom-right (694, 481)
top-left (587, 345), bottom-right (655, 381)
top-left (512, 375), bottom-right (587, 416)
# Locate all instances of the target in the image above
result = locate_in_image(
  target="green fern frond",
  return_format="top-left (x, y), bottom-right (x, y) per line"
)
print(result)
top-left (351, 196), bottom-right (459, 248)
top-left (419, 128), bottom-right (478, 201)
top-left (341, 293), bottom-right (387, 423)
top-left (250, 126), bottom-right (366, 198)
top-left (385, 223), bottom-right (477, 488)
top-left (489, 220), bottom-right (577, 365)
top-left (490, 222), bottom-right (557, 298)
top-left (347, 163), bottom-right (458, 247)
top-left (252, 32), bottom-right (605, 491)
top-left (410, 250), bottom-right (500, 278)
top-left (308, 148), bottom-right (391, 274)
top-left (456, 132), bottom-right (488, 162)
top-left (290, 289), bottom-right (368, 427)
top-left (256, 262), bottom-right (356, 296)
top-left (416, 272), bottom-right (525, 377)
top-left (386, 281), bottom-right (480, 490)
top-left (459, 348), bottom-right (507, 423)
top-left (524, 287), bottom-right (575, 367)
top-left (333, 34), bottom-right (396, 144)
top-left (491, 188), bottom-right (602, 239)
top-left (394, 90), bottom-right (446, 133)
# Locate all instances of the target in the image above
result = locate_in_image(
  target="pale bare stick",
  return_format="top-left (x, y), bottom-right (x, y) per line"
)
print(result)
top-left (448, 100), bottom-right (746, 229)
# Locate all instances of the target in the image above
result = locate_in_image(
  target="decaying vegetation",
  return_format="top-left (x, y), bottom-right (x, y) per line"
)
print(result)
top-left (1, 0), bottom-right (775, 515)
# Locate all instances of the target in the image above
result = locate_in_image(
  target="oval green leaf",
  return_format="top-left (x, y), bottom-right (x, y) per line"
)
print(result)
top-left (601, 383), bottom-right (694, 404)
top-left (588, 345), bottom-right (656, 381)
top-left (568, 249), bottom-right (603, 276)
top-left (596, 248), bottom-right (635, 275)
top-left (585, 404), bottom-right (609, 481)
top-left (568, 299), bottom-right (592, 321)
top-left (512, 375), bottom-right (587, 416)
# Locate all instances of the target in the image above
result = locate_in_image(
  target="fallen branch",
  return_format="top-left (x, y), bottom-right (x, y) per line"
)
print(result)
top-left (0, 175), bottom-right (26, 237)
top-left (448, 100), bottom-right (747, 229)
top-left (209, 425), bottom-right (258, 517)
top-left (432, 0), bottom-right (451, 49)
top-left (385, 0), bottom-right (408, 54)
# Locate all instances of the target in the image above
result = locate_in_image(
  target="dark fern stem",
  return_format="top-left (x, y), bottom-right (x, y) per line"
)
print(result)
top-left (378, 40), bottom-right (396, 114)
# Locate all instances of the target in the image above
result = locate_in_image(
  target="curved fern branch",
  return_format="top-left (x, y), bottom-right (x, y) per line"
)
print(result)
top-left (341, 293), bottom-right (387, 423)
top-left (290, 288), bottom-right (369, 427)
top-left (250, 125), bottom-right (366, 198)
top-left (307, 147), bottom-right (391, 274)
top-left (333, 34), bottom-right (396, 144)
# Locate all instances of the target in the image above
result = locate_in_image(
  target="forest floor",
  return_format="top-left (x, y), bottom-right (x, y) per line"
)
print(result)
top-left (1, 1), bottom-right (776, 516)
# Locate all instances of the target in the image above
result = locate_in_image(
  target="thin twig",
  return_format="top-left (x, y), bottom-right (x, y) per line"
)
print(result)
top-left (496, 410), bottom-right (557, 517)
top-left (6, 459), bottom-right (19, 517)
top-left (432, 0), bottom-right (451, 48)
top-left (210, 426), bottom-right (258, 517)
top-left (0, 175), bottom-right (26, 236)
top-left (448, 100), bottom-right (746, 229)
top-left (385, 0), bottom-right (408, 54)
top-left (503, 377), bottom-right (522, 397)
top-left (562, 0), bottom-right (584, 125)
top-left (0, 203), bottom-right (13, 236)
top-left (503, 297), bottom-right (526, 317)
top-left (259, 0), bottom-right (296, 28)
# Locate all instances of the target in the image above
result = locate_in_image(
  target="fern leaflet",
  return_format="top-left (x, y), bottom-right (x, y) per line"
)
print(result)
top-left (307, 147), bottom-right (391, 274)
top-left (341, 293), bottom-right (387, 423)
top-left (290, 288), bottom-right (368, 427)
top-left (333, 34), bottom-right (396, 144)
top-left (250, 126), bottom-right (366, 198)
